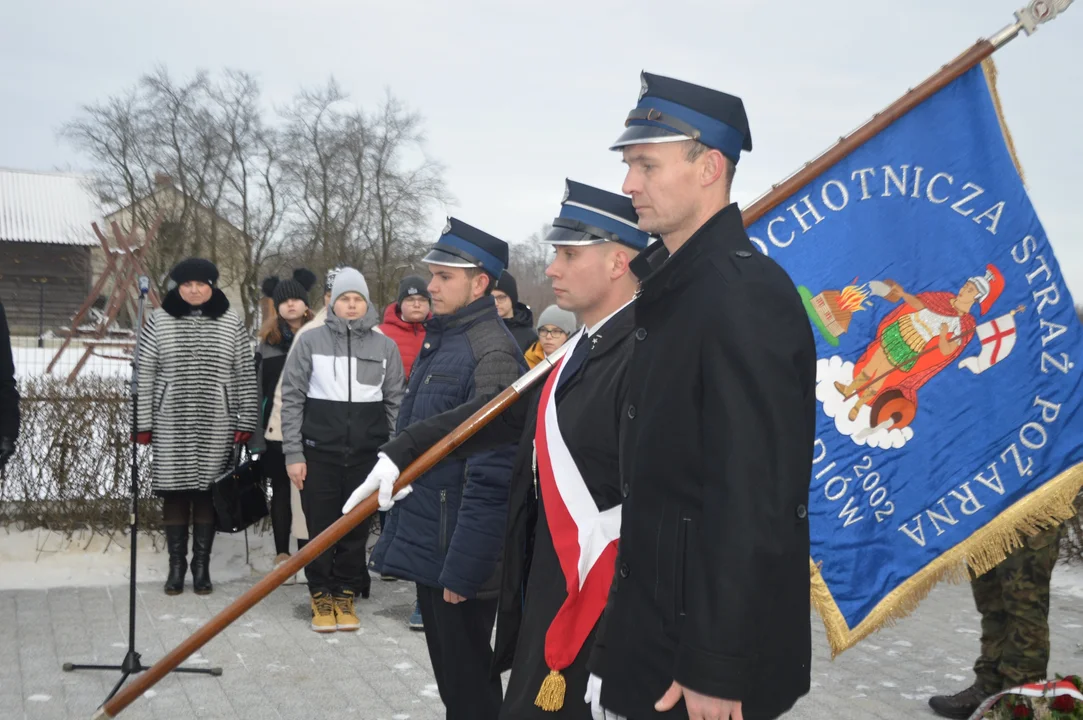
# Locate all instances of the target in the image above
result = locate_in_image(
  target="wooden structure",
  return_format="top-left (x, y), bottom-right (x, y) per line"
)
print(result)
top-left (46, 216), bottom-right (163, 382)
top-left (0, 169), bottom-right (101, 336)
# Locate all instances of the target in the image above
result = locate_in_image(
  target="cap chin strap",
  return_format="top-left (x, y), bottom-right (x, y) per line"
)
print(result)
top-left (550, 218), bottom-right (619, 244)
top-left (625, 107), bottom-right (702, 141)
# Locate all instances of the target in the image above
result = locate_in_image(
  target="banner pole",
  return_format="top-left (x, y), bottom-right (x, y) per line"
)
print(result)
top-left (741, 0), bottom-right (1074, 228)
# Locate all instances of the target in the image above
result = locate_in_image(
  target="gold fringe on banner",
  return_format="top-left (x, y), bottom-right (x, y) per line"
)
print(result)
top-left (811, 464), bottom-right (1083, 657)
top-left (981, 57), bottom-right (1027, 186)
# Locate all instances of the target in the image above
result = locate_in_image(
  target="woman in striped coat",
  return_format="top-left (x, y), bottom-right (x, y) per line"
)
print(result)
top-left (135, 258), bottom-right (259, 596)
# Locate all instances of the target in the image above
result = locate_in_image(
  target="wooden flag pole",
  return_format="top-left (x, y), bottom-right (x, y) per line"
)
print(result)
top-left (740, 0), bottom-right (1073, 228)
top-left (92, 343), bottom-right (571, 719)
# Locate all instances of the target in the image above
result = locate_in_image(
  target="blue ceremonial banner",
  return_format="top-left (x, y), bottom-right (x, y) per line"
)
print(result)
top-left (745, 61), bottom-right (1083, 655)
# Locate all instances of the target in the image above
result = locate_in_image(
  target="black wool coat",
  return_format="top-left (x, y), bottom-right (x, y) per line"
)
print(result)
top-left (382, 304), bottom-right (636, 719)
top-left (590, 204), bottom-right (818, 720)
top-left (0, 301), bottom-right (19, 442)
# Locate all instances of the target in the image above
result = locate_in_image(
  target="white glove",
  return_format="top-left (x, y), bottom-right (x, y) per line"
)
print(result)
top-left (584, 673), bottom-right (626, 720)
top-left (342, 452), bottom-right (409, 514)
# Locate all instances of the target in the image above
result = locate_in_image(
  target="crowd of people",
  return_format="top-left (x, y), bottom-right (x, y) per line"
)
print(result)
top-left (0, 69), bottom-right (1071, 720)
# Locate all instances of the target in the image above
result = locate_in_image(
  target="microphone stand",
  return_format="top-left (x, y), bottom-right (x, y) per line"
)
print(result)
top-left (62, 276), bottom-right (222, 704)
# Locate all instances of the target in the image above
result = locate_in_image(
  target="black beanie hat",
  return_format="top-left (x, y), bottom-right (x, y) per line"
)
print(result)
top-left (397, 275), bottom-right (431, 305)
top-left (263, 268), bottom-right (318, 308)
top-left (170, 258), bottom-right (219, 286)
top-left (495, 270), bottom-right (519, 305)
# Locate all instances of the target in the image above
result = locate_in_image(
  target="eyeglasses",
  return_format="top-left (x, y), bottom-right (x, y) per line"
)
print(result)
top-left (538, 327), bottom-right (568, 338)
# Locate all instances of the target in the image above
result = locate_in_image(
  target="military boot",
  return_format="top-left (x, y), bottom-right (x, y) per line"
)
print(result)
top-left (928, 684), bottom-right (990, 719)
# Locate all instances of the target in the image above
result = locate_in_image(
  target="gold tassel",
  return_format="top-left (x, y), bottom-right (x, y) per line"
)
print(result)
top-left (811, 463), bottom-right (1083, 658)
top-left (981, 57), bottom-right (1027, 186)
top-left (534, 669), bottom-right (566, 712)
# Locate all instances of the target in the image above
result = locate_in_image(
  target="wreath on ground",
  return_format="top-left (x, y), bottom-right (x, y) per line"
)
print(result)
top-left (976, 676), bottom-right (1083, 719)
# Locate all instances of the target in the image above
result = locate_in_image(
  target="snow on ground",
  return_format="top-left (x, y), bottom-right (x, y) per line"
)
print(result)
top-left (0, 525), bottom-right (279, 590)
top-left (1051, 560), bottom-right (1083, 600)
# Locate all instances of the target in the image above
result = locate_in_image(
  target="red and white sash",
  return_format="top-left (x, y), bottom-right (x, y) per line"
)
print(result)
top-left (534, 332), bottom-right (622, 675)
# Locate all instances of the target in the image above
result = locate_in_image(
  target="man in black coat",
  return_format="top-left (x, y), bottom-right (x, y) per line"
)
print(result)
top-left (0, 300), bottom-right (19, 471)
top-left (588, 73), bottom-right (818, 720)
top-left (350, 181), bottom-right (649, 719)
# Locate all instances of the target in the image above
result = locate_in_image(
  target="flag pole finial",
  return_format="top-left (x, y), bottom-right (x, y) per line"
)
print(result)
top-left (994, 0), bottom-right (1075, 46)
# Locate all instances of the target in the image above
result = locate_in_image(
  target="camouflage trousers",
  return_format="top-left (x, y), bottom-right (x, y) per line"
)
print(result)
top-left (971, 526), bottom-right (1062, 693)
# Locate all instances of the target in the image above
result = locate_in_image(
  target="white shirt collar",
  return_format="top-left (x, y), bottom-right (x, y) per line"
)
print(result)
top-left (584, 298), bottom-right (634, 337)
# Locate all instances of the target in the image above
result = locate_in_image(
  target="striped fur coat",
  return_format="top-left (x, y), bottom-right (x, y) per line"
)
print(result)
top-left (136, 289), bottom-right (259, 494)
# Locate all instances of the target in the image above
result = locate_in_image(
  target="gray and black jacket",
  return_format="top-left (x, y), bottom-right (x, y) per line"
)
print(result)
top-left (280, 304), bottom-right (405, 467)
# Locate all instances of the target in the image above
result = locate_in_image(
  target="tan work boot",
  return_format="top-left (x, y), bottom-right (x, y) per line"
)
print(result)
top-left (310, 592), bottom-right (337, 633)
top-left (333, 591), bottom-right (361, 632)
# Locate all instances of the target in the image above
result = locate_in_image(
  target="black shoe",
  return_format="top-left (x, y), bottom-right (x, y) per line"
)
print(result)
top-left (163, 525), bottom-right (188, 595)
top-left (190, 523), bottom-right (216, 595)
top-left (928, 684), bottom-right (990, 719)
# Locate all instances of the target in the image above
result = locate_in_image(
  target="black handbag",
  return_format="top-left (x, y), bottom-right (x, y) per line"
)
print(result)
top-left (210, 444), bottom-right (268, 533)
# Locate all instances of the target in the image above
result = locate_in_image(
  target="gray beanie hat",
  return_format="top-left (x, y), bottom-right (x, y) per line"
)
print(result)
top-left (330, 268), bottom-right (370, 308)
top-left (536, 304), bottom-right (578, 335)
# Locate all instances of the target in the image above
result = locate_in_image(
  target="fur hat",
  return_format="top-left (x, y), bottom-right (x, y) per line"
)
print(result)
top-left (170, 258), bottom-right (219, 286)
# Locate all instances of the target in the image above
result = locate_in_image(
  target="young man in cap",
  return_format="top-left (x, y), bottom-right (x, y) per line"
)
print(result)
top-left (587, 73), bottom-right (818, 720)
top-left (493, 270), bottom-right (538, 353)
top-left (361, 219), bottom-right (525, 720)
top-left (380, 275), bottom-right (433, 381)
top-left (347, 180), bottom-right (648, 719)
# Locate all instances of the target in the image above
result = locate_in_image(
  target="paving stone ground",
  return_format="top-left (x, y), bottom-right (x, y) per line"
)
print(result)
top-left (2, 564), bottom-right (1081, 720)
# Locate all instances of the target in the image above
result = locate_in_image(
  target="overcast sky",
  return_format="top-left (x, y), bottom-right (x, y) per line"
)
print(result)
top-left (2, 0), bottom-right (1080, 296)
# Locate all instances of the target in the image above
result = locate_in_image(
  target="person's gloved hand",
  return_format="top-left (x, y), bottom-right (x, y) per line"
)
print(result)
top-left (342, 452), bottom-right (410, 514)
top-left (584, 674), bottom-right (626, 720)
top-left (132, 432), bottom-right (152, 445)
top-left (0, 437), bottom-right (15, 469)
top-left (234, 431), bottom-right (252, 444)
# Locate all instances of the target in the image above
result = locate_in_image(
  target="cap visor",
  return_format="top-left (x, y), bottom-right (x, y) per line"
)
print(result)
top-left (540, 226), bottom-right (608, 246)
top-left (422, 248), bottom-right (479, 269)
top-left (609, 124), bottom-right (691, 150)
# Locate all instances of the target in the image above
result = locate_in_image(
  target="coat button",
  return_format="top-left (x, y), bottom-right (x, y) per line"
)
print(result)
top-left (619, 563), bottom-right (630, 578)
top-left (627, 405), bottom-right (636, 419)
top-left (796, 503), bottom-right (808, 519)
top-left (635, 328), bottom-right (647, 341)
top-left (735, 250), bottom-right (753, 258)
top-left (621, 482), bottom-right (630, 498)
top-left (424, 342), bottom-right (431, 349)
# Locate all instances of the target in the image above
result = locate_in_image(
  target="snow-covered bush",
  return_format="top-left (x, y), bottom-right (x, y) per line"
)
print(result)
top-left (0, 376), bottom-right (159, 535)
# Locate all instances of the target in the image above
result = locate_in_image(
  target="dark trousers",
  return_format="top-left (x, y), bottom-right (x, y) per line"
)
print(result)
top-left (972, 526), bottom-right (1061, 692)
top-left (161, 490), bottom-right (215, 526)
top-left (262, 442), bottom-right (292, 555)
top-left (416, 583), bottom-right (502, 720)
top-left (300, 456), bottom-right (374, 597)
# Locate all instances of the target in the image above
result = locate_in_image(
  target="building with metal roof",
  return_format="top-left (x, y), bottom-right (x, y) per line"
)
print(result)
top-left (0, 168), bottom-right (103, 335)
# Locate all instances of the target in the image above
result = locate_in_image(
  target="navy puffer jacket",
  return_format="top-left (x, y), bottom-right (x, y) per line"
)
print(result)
top-left (370, 296), bottom-right (525, 598)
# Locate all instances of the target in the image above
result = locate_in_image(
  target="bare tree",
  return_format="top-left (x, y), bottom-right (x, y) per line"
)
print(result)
top-left (63, 68), bottom-right (449, 323)
top-left (361, 92), bottom-right (448, 305)
top-left (61, 67), bottom-right (287, 327)
top-left (279, 80), bottom-right (449, 307)
top-left (210, 70), bottom-right (286, 325)
top-left (507, 224), bottom-right (555, 314)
